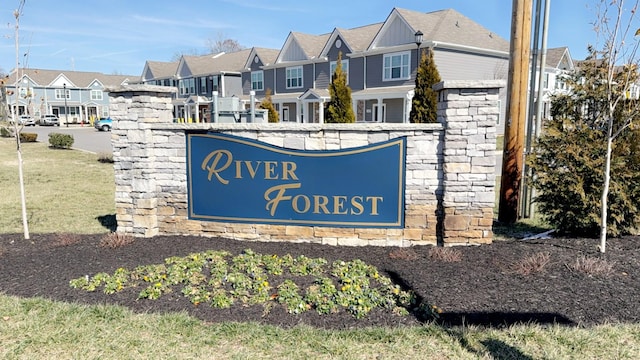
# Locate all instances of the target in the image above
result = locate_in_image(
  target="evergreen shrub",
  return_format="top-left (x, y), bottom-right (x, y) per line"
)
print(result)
top-left (49, 133), bottom-right (74, 149)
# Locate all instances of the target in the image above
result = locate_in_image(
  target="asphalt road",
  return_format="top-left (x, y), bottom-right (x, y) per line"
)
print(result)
top-left (22, 124), bottom-right (112, 154)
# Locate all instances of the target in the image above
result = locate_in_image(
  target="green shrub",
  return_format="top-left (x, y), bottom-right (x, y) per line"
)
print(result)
top-left (49, 133), bottom-right (74, 149)
top-left (528, 54), bottom-right (640, 237)
top-left (19, 132), bottom-right (38, 142)
top-left (0, 126), bottom-right (13, 138)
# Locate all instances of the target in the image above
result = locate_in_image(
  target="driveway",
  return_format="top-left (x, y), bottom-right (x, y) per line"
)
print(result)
top-left (23, 125), bottom-right (112, 154)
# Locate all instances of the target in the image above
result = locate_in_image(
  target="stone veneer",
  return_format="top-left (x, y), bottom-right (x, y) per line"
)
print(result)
top-left (107, 80), bottom-right (503, 247)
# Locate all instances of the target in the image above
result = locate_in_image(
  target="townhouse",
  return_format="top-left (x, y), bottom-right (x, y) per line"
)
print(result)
top-left (4, 68), bottom-right (136, 124)
top-left (139, 7), bottom-right (511, 126)
top-left (138, 7), bottom-right (584, 129)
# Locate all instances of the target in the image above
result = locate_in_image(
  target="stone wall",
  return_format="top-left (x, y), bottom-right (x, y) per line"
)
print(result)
top-left (108, 80), bottom-right (503, 247)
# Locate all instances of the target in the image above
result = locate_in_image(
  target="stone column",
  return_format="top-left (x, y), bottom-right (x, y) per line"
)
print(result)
top-left (435, 80), bottom-right (505, 245)
top-left (107, 85), bottom-right (176, 237)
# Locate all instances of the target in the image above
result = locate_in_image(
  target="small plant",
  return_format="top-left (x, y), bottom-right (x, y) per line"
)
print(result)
top-left (70, 250), bottom-right (434, 320)
top-left (428, 247), bottom-right (463, 263)
top-left (569, 256), bottom-right (616, 276)
top-left (389, 248), bottom-right (419, 260)
top-left (277, 279), bottom-right (308, 314)
top-left (510, 252), bottom-right (551, 275)
top-left (99, 232), bottom-right (135, 249)
top-left (19, 132), bottom-right (37, 142)
top-left (48, 132), bottom-right (74, 149)
top-left (97, 152), bottom-right (113, 163)
top-left (52, 233), bottom-right (82, 247)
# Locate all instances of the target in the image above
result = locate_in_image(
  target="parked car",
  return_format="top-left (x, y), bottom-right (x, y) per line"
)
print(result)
top-left (94, 117), bottom-right (112, 131)
top-left (40, 114), bottom-right (60, 126)
top-left (16, 115), bottom-right (36, 126)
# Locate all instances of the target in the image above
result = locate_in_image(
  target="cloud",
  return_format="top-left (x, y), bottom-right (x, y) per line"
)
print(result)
top-left (219, 0), bottom-right (309, 13)
top-left (131, 15), bottom-right (231, 30)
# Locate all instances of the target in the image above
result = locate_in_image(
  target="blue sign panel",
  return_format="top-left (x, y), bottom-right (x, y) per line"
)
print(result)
top-left (186, 132), bottom-right (406, 228)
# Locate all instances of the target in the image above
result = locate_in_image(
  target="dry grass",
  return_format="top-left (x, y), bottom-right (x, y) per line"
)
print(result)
top-left (99, 232), bottom-right (135, 249)
top-left (510, 252), bottom-right (551, 275)
top-left (428, 247), bottom-right (463, 262)
top-left (96, 152), bottom-right (114, 163)
top-left (389, 248), bottom-right (419, 260)
top-left (51, 233), bottom-right (82, 247)
top-left (569, 256), bottom-right (616, 276)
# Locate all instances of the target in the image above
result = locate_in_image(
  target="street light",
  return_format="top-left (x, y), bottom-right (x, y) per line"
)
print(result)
top-left (414, 30), bottom-right (423, 71)
top-left (63, 83), bottom-right (69, 127)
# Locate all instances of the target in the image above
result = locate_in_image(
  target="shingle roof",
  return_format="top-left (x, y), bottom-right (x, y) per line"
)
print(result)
top-left (337, 23), bottom-right (383, 52)
top-left (545, 47), bottom-right (569, 68)
top-left (145, 61), bottom-right (179, 79)
top-left (10, 68), bottom-right (138, 87)
top-left (183, 48), bottom-right (253, 76)
top-left (253, 47), bottom-right (280, 66)
top-left (291, 32), bottom-right (331, 59)
top-left (396, 8), bottom-right (509, 52)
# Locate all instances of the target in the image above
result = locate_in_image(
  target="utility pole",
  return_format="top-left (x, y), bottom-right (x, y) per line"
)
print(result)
top-left (499, 0), bottom-right (533, 223)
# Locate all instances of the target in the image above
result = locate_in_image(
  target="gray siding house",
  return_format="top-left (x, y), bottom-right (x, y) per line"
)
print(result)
top-left (5, 69), bottom-right (136, 124)
top-left (239, 7), bottom-right (510, 124)
top-left (139, 7), bottom-right (512, 126)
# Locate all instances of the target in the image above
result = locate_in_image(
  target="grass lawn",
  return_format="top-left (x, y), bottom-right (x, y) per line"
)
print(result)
top-left (1, 134), bottom-right (639, 359)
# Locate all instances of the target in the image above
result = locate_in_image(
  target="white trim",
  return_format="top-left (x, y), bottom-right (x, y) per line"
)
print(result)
top-left (285, 66), bottom-right (304, 89)
top-left (382, 51), bottom-right (411, 81)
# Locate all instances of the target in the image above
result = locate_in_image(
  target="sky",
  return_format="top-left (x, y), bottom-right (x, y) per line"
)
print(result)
top-left (0, 0), bottom-right (604, 77)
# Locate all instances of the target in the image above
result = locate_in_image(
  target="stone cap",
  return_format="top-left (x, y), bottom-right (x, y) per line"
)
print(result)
top-left (433, 80), bottom-right (506, 91)
top-left (105, 84), bottom-right (177, 95)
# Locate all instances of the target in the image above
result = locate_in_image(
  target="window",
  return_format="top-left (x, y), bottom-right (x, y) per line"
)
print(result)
top-left (330, 60), bottom-right (349, 83)
top-left (200, 77), bottom-right (207, 94)
top-left (55, 88), bottom-right (70, 100)
top-left (286, 66), bottom-right (303, 89)
top-left (178, 78), bottom-right (196, 95)
top-left (212, 76), bottom-right (219, 92)
top-left (383, 52), bottom-right (410, 81)
top-left (251, 71), bottom-right (264, 91)
top-left (90, 90), bottom-right (103, 100)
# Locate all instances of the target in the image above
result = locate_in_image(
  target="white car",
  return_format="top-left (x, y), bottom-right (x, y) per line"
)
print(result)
top-left (10, 115), bottom-right (36, 126)
top-left (40, 114), bottom-right (60, 126)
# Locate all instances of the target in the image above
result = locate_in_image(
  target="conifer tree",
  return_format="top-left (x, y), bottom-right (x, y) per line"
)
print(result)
top-left (410, 48), bottom-right (441, 123)
top-left (325, 52), bottom-right (355, 123)
top-left (259, 88), bottom-right (279, 123)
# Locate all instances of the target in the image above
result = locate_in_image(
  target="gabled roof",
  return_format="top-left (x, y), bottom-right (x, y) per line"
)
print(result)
top-left (8, 68), bottom-right (138, 87)
top-left (276, 32), bottom-right (331, 63)
top-left (544, 47), bottom-right (574, 71)
top-left (338, 23), bottom-right (383, 52)
top-left (243, 47), bottom-right (281, 69)
top-left (320, 23), bottom-right (383, 58)
top-left (370, 8), bottom-right (509, 53)
top-left (142, 60), bottom-right (179, 81)
top-left (179, 49), bottom-right (254, 77)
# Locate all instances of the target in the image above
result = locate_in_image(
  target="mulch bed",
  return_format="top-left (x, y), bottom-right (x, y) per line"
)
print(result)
top-left (1, 233), bottom-right (638, 329)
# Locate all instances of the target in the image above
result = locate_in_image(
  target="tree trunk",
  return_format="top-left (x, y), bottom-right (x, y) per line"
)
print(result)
top-left (600, 117), bottom-right (614, 253)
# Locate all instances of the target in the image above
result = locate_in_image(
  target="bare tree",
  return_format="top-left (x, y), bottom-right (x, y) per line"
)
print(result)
top-left (10, 0), bottom-right (30, 241)
top-left (593, 0), bottom-right (640, 252)
top-left (205, 32), bottom-right (244, 53)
